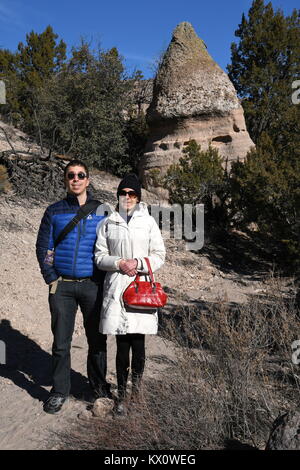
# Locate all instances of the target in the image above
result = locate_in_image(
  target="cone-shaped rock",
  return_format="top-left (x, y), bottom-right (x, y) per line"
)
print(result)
top-left (140, 22), bottom-right (254, 201)
top-left (148, 22), bottom-right (240, 119)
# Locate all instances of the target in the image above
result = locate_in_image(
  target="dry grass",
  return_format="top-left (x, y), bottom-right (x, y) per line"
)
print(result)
top-left (59, 282), bottom-right (299, 450)
top-left (162, 302), bottom-right (299, 448)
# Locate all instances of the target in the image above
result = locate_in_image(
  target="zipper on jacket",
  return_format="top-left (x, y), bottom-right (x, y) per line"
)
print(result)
top-left (83, 217), bottom-right (87, 236)
top-left (72, 218), bottom-right (82, 277)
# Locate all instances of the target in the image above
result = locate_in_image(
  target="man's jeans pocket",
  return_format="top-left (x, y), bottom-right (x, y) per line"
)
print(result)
top-left (49, 277), bottom-right (61, 294)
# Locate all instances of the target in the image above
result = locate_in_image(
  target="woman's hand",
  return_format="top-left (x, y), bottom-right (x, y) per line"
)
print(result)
top-left (119, 259), bottom-right (138, 277)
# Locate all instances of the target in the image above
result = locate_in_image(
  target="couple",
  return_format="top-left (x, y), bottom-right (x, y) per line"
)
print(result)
top-left (36, 160), bottom-right (166, 416)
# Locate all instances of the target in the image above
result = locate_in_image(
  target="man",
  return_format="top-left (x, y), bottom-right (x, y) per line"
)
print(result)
top-left (36, 159), bottom-right (111, 414)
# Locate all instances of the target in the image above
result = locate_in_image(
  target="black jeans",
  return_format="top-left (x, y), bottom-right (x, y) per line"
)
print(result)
top-left (116, 333), bottom-right (145, 399)
top-left (48, 278), bottom-right (109, 397)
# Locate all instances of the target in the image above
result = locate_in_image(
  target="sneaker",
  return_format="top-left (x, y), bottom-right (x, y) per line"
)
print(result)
top-left (43, 393), bottom-right (67, 414)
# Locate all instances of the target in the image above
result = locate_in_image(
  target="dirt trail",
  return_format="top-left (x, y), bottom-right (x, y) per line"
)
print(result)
top-left (0, 332), bottom-right (177, 450)
top-left (0, 174), bottom-right (291, 450)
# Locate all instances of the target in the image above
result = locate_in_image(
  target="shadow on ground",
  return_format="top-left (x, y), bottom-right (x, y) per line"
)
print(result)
top-left (201, 229), bottom-right (285, 279)
top-left (0, 319), bottom-right (89, 403)
top-left (223, 438), bottom-right (260, 450)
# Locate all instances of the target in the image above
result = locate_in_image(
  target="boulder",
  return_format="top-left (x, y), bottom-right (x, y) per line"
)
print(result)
top-left (140, 22), bottom-right (254, 200)
top-left (92, 397), bottom-right (114, 418)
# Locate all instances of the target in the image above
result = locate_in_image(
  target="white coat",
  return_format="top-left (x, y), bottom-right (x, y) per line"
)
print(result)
top-left (94, 202), bottom-right (166, 335)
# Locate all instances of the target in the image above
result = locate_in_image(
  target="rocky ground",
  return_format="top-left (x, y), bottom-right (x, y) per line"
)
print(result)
top-left (0, 171), bottom-right (295, 450)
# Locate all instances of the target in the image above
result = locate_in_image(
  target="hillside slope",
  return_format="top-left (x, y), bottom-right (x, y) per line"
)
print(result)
top-left (0, 168), bottom-right (294, 449)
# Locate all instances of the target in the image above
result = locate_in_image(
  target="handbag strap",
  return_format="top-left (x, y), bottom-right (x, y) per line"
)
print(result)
top-left (133, 258), bottom-right (155, 284)
top-left (144, 257), bottom-right (155, 283)
top-left (54, 199), bottom-right (100, 249)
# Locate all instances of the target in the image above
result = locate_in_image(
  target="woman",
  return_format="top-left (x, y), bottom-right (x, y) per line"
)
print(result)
top-left (94, 173), bottom-right (166, 415)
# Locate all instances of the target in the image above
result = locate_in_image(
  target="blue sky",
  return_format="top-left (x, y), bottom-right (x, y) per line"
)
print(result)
top-left (0, 0), bottom-right (298, 78)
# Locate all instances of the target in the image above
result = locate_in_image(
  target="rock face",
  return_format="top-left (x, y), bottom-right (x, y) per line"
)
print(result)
top-left (140, 22), bottom-right (254, 200)
top-left (265, 410), bottom-right (300, 450)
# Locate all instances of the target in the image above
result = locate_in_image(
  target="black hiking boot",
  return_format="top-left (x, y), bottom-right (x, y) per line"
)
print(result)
top-left (43, 393), bottom-right (67, 414)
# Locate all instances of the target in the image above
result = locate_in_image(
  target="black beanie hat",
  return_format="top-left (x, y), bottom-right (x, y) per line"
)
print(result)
top-left (117, 173), bottom-right (142, 201)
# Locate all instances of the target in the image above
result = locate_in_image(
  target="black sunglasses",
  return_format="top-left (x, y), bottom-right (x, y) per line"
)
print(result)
top-left (119, 190), bottom-right (137, 198)
top-left (66, 172), bottom-right (87, 180)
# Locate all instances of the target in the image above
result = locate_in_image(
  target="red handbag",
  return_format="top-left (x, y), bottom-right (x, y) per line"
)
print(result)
top-left (123, 258), bottom-right (168, 310)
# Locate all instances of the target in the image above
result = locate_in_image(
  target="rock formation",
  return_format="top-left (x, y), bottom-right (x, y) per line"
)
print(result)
top-left (139, 22), bottom-right (254, 200)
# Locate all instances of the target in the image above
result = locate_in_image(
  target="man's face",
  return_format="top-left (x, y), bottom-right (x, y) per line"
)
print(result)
top-left (65, 165), bottom-right (90, 197)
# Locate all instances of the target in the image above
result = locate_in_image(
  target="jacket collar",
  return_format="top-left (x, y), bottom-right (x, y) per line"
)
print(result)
top-left (107, 202), bottom-right (149, 224)
top-left (65, 190), bottom-right (93, 207)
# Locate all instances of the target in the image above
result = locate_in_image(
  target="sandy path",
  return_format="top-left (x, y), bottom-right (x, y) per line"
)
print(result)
top-left (0, 332), bottom-right (176, 450)
top-left (0, 191), bottom-right (286, 450)
top-left (0, 197), bottom-right (178, 449)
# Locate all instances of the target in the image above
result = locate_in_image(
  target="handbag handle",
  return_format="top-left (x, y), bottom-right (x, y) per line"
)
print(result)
top-left (132, 257), bottom-right (155, 291)
top-left (144, 257), bottom-right (155, 283)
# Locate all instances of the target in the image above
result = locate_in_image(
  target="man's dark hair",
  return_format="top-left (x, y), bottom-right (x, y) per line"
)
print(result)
top-left (64, 160), bottom-right (89, 178)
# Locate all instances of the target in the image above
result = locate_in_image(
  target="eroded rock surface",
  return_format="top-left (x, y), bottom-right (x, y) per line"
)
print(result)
top-left (140, 22), bottom-right (254, 200)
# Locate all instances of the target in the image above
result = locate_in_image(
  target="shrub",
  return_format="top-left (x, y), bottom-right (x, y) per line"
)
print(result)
top-left (164, 140), bottom-right (229, 230)
top-left (58, 280), bottom-right (299, 450)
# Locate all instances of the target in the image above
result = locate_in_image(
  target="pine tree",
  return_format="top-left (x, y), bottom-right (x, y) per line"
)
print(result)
top-left (228, 1), bottom-right (300, 272)
top-left (36, 41), bottom-right (131, 174)
top-left (228, 0), bottom-right (300, 144)
top-left (17, 25), bottom-right (66, 86)
top-left (164, 140), bottom-right (228, 227)
top-left (0, 49), bottom-right (21, 122)
top-left (16, 25), bottom-right (66, 133)
top-left (230, 132), bottom-right (300, 269)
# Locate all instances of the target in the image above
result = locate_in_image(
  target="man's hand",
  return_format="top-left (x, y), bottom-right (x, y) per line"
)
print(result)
top-left (119, 259), bottom-right (138, 277)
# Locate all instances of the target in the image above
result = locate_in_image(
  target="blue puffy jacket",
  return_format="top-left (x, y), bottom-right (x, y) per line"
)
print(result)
top-left (36, 192), bottom-right (106, 284)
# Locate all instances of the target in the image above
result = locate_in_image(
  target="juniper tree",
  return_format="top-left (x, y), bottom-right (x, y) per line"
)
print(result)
top-left (0, 26), bottom-right (66, 134)
top-left (228, 0), bottom-right (300, 145)
top-left (36, 42), bottom-right (131, 174)
top-left (228, 1), bottom-right (300, 272)
top-left (0, 49), bottom-right (21, 123)
top-left (164, 140), bottom-right (228, 227)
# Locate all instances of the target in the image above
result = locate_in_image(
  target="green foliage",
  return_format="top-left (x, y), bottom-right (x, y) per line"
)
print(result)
top-left (0, 26), bottom-right (147, 176)
top-left (164, 140), bottom-right (228, 225)
top-left (164, 140), bottom-right (224, 205)
top-left (124, 111), bottom-right (149, 174)
top-left (228, 0), bottom-right (300, 144)
top-left (228, 0), bottom-right (300, 272)
top-left (230, 133), bottom-right (300, 269)
top-left (146, 168), bottom-right (163, 188)
top-left (0, 49), bottom-right (22, 122)
top-left (0, 25), bottom-right (67, 131)
top-left (35, 41), bottom-right (132, 174)
top-left (17, 25), bottom-right (66, 85)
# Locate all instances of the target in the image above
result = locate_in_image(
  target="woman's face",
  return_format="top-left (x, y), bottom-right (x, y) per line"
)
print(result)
top-left (118, 187), bottom-right (139, 212)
